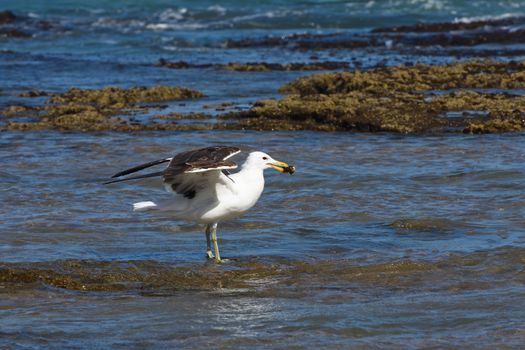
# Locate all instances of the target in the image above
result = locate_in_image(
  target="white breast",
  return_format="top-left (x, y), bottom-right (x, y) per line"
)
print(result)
top-left (199, 168), bottom-right (265, 223)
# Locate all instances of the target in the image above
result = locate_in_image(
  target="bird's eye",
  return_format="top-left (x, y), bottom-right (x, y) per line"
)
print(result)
top-left (262, 156), bottom-right (268, 160)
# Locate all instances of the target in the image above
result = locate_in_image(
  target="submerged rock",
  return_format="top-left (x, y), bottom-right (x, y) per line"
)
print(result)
top-left (158, 58), bottom-right (349, 71)
top-left (0, 28), bottom-right (30, 38)
top-left (0, 10), bottom-right (16, 25)
top-left (1, 246), bottom-right (522, 294)
top-left (372, 16), bottom-right (525, 33)
top-left (222, 16), bottom-right (525, 59)
top-left (0, 257), bottom-right (435, 293)
top-left (18, 90), bottom-right (50, 97)
top-left (0, 10), bottom-right (52, 38)
top-left (0, 105), bottom-right (36, 116)
top-left (224, 32), bottom-right (342, 48)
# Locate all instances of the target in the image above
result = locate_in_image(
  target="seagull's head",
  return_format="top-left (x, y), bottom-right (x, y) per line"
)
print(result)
top-left (247, 151), bottom-right (295, 174)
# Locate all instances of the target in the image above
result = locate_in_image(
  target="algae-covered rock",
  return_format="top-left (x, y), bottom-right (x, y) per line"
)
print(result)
top-left (18, 90), bottom-right (49, 97)
top-left (280, 60), bottom-right (525, 95)
top-left (3, 60), bottom-right (525, 133)
top-left (1, 85), bottom-right (204, 132)
top-left (50, 85), bottom-right (203, 108)
top-left (0, 105), bottom-right (36, 116)
top-left (221, 92), bottom-right (447, 133)
top-left (4, 248), bottom-right (522, 294)
top-left (220, 60), bottom-right (525, 133)
top-left (464, 111), bottom-right (525, 134)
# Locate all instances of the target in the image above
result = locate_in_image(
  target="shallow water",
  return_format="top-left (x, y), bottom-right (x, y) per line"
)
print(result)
top-left (3, 0), bottom-right (525, 348)
top-left (1, 131), bottom-right (525, 348)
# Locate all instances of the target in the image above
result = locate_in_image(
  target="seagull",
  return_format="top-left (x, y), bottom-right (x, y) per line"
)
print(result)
top-left (105, 146), bottom-right (295, 262)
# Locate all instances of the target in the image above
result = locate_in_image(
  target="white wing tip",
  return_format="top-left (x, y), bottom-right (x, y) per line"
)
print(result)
top-left (133, 201), bottom-right (157, 211)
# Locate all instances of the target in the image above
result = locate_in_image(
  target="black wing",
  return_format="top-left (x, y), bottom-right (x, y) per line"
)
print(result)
top-left (105, 146), bottom-right (241, 185)
top-left (103, 171), bottom-right (165, 185)
top-left (168, 146), bottom-right (241, 166)
top-left (110, 158), bottom-right (172, 178)
top-left (163, 146), bottom-right (240, 183)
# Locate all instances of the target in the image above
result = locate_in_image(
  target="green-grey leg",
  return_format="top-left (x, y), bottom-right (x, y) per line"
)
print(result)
top-left (205, 224), bottom-right (214, 259)
top-left (210, 223), bottom-right (221, 262)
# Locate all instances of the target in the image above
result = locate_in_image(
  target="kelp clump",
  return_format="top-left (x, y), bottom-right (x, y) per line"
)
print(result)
top-left (223, 60), bottom-right (525, 133)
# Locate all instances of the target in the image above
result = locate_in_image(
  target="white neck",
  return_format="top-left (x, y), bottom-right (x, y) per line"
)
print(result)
top-left (229, 160), bottom-right (265, 201)
top-left (235, 160), bottom-right (265, 183)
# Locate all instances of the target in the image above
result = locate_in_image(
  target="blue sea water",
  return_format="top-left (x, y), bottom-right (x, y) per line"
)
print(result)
top-left (2, 1), bottom-right (525, 349)
top-left (2, 0), bottom-right (525, 94)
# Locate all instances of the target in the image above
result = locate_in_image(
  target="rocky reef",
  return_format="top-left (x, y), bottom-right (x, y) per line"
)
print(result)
top-left (3, 60), bottom-right (525, 133)
top-left (222, 60), bottom-right (525, 133)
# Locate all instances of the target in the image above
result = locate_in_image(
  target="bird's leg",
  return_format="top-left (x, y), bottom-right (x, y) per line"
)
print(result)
top-left (211, 222), bottom-right (221, 263)
top-left (205, 224), bottom-right (214, 259)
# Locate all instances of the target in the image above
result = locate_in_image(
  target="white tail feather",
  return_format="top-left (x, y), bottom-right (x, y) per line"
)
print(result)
top-left (133, 201), bottom-right (158, 211)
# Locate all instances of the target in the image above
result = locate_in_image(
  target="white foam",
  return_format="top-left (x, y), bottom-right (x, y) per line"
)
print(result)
top-left (208, 5), bottom-right (227, 15)
top-left (421, 0), bottom-right (445, 11)
top-left (159, 8), bottom-right (187, 22)
top-left (146, 22), bottom-right (207, 31)
top-left (454, 13), bottom-right (522, 24)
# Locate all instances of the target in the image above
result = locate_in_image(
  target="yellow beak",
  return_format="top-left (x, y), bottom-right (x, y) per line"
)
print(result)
top-left (269, 160), bottom-right (295, 174)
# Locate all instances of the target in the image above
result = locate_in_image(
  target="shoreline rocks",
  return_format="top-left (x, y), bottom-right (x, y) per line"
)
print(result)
top-left (3, 60), bottom-right (525, 134)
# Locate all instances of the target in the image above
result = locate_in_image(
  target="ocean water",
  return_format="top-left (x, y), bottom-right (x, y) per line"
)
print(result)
top-left (2, 1), bottom-right (525, 349)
